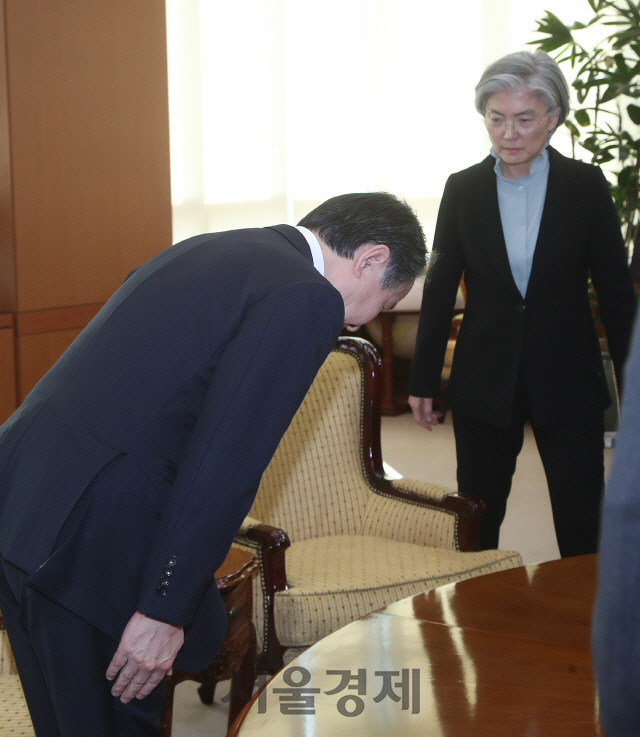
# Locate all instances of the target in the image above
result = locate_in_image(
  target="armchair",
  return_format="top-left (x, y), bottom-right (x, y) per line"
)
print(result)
top-left (234, 337), bottom-right (522, 673)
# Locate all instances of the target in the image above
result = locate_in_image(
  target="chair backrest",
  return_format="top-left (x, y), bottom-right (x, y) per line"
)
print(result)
top-left (249, 337), bottom-right (384, 541)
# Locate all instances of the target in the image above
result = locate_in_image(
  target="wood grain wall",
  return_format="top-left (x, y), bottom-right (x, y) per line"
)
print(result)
top-left (0, 0), bottom-right (173, 414)
top-left (0, 314), bottom-right (15, 423)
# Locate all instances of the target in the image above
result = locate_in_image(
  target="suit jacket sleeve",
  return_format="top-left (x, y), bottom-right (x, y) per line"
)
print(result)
top-left (135, 279), bottom-right (344, 626)
top-left (409, 173), bottom-right (465, 398)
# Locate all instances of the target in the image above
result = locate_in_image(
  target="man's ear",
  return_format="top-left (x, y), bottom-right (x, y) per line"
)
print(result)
top-left (353, 244), bottom-right (390, 277)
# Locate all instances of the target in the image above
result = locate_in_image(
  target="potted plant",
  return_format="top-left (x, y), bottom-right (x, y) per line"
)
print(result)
top-left (529, 0), bottom-right (640, 256)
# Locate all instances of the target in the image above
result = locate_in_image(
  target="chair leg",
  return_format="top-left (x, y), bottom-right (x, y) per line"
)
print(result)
top-left (160, 675), bottom-right (177, 737)
top-left (227, 623), bottom-right (257, 729)
top-left (197, 683), bottom-right (216, 705)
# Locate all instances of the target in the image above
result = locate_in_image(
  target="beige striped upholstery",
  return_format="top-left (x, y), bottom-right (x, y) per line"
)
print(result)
top-left (0, 629), bottom-right (35, 735)
top-left (238, 341), bottom-right (522, 658)
top-left (250, 352), bottom-right (371, 540)
top-left (276, 537), bottom-right (520, 645)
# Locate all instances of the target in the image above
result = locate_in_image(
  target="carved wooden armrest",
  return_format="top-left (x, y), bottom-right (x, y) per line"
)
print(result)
top-left (234, 520), bottom-right (291, 673)
top-left (237, 515), bottom-right (263, 533)
top-left (364, 474), bottom-right (484, 552)
top-left (393, 479), bottom-right (484, 551)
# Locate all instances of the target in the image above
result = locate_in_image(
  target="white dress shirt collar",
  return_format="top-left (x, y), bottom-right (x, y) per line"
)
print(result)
top-left (295, 226), bottom-right (325, 275)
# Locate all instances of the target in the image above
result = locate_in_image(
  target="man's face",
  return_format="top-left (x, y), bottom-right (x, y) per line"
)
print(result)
top-left (342, 279), bottom-right (413, 332)
top-left (321, 240), bottom-right (415, 331)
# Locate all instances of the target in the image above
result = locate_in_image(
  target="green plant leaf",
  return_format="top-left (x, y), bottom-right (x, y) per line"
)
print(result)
top-left (612, 28), bottom-right (640, 48)
top-left (530, 11), bottom-right (574, 49)
top-left (532, 0), bottom-right (640, 255)
top-left (594, 150), bottom-right (616, 163)
top-left (600, 86), bottom-right (616, 103)
top-left (627, 103), bottom-right (640, 123)
top-left (575, 109), bottom-right (592, 126)
top-left (614, 52), bottom-right (630, 72)
top-left (582, 135), bottom-right (600, 151)
top-left (621, 0), bottom-right (640, 23)
top-left (565, 119), bottom-right (582, 138)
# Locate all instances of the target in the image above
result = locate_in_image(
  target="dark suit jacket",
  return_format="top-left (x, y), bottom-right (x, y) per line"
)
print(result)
top-left (410, 146), bottom-right (637, 429)
top-left (0, 224), bottom-right (344, 670)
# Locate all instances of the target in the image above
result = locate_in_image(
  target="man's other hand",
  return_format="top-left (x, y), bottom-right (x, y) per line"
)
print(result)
top-left (106, 611), bottom-right (184, 703)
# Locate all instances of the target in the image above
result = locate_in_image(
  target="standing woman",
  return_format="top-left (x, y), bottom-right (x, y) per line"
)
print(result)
top-left (409, 50), bottom-right (636, 557)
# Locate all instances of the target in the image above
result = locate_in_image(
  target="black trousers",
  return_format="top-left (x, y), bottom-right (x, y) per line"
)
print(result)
top-left (452, 400), bottom-right (605, 558)
top-left (0, 559), bottom-right (165, 737)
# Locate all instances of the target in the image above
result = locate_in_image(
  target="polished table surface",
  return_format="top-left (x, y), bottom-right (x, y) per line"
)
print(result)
top-left (232, 554), bottom-right (600, 736)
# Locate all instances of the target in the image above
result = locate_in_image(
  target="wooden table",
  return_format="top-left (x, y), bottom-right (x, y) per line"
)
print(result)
top-left (161, 547), bottom-right (259, 736)
top-left (230, 555), bottom-right (600, 736)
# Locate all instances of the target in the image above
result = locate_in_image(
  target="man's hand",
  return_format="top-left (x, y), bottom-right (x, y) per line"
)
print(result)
top-left (106, 611), bottom-right (184, 703)
top-left (408, 396), bottom-right (439, 431)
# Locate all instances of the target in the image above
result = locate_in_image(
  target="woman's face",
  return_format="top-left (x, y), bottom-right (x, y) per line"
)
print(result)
top-left (484, 87), bottom-right (560, 180)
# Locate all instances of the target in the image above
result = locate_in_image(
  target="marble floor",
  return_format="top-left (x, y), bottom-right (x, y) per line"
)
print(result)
top-left (171, 411), bottom-right (613, 735)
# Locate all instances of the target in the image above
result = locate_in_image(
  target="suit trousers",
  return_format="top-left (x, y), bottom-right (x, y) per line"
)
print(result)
top-left (452, 390), bottom-right (605, 558)
top-left (0, 559), bottom-right (165, 737)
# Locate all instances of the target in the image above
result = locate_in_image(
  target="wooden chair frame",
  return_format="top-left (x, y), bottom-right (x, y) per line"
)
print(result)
top-left (235, 336), bottom-right (485, 674)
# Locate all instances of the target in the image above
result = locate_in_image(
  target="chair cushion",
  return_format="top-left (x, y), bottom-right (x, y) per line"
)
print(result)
top-left (0, 675), bottom-right (34, 735)
top-left (274, 535), bottom-right (522, 646)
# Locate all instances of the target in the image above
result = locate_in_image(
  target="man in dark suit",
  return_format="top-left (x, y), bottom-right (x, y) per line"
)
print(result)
top-left (0, 192), bottom-right (426, 737)
top-left (409, 51), bottom-right (637, 557)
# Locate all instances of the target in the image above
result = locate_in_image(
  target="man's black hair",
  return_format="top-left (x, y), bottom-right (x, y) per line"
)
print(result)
top-left (298, 192), bottom-right (427, 289)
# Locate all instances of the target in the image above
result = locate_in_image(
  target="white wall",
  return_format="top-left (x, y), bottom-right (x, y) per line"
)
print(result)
top-left (166, 0), bottom-right (588, 243)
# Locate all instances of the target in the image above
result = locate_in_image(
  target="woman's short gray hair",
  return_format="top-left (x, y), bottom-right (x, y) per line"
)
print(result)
top-left (475, 50), bottom-right (570, 133)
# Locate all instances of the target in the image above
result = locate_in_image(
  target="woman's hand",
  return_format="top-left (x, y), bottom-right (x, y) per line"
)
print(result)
top-left (408, 396), bottom-right (439, 430)
top-left (106, 611), bottom-right (184, 703)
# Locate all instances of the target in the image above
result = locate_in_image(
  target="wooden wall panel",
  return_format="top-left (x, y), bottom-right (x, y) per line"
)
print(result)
top-left (0, 1), bottom-right (172, 409)
top-left (16, 303), bottom-right (104, 337)
top-left (17, 328), bottom-right (83, 402)
top-left (4, 0), bottom-right (172, 312)
top-left (0, 321), bottom-right (16, 422)
top-left (0, 0), bottom-right (15, 314)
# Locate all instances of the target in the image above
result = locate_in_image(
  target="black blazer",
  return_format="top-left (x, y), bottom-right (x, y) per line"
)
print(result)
top-left (410, 147), bottom-right (637, 429)
top-left (0, 224), bottom-right (344, 669)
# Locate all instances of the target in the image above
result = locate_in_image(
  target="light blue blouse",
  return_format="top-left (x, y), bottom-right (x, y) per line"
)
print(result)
top-left (491, 145), bottom-right (550, 297)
